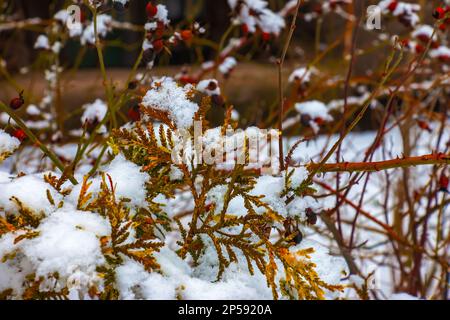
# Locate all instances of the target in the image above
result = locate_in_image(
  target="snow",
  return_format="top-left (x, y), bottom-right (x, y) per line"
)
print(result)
top-left (51, 41), bottom-right (62, 54)
top-left (251, 175), bottom-right (287, 217)
top-left (197, 79), bottom-right (221, 96)
top-left (81, 14), bottom-right (112, 46)
top-left (230, 109), bottom-right (240, 121)
top-left (327, 92), bottom-right (371, 112)
top-left (289, 167), bottom-right (308, 189)
top-left (26, 104), bottom-right (41, 116)
top-left (113, 240), bottom-right (346, 300)
top-left (21, 209), bottom-right (109, 281)
top-left (378, 1), bottom-right (420, 26)
top-left (141, 78), bottom-right (199, 129)
top-left (295, 100), bottom-right (333, 121)
top-left (411, 25), bottom-right (435, 40)
top-left (81, 99), bottom-right (107, 125)
top-left (197, 126), bottom-right (280, 172)
top-left (0, 130), bottom-right (20, 159)
top-left (0, 209), bottom-right (109, 297)
top-left (68, 154), bottom-right (150, 208)
top-left (155, 5), bottom-right (170, 25)
top-left (228, 0), bottom-right (285, 35)
top-left (294, 239), bottom-right (348, 298)
top-left (219, 57), bottom-right (237, 75)
top-left (34, 35), bottom-right (49, 50)
top-left (429, 46), bottom-right (450, 60)
top-left (145, 22), bottom-right (158, 32)
top-left (142, 39), bottom-right (154, 51)
top-left (289, 67), bottom-right (314, 83)
top-left (169, 165), bottom-right (183, 181)
top-left (53, 9), bottom-right (69, 23)
top-left (115, 259), bottom-right (176, 300)
top-left (0, 233), bottom-right (33, 296)
top-left (287, 196), bottom-right (322, 220)
top-left (0, 173), bottom-right (62, 217)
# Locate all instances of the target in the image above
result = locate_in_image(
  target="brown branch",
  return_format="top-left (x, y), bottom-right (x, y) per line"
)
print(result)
top-left (277, 0), bottom-right (303, 172)
top-left (308, 153), bottom-right (450, 173)
top-left (0, 101), bottom-right (78, 185)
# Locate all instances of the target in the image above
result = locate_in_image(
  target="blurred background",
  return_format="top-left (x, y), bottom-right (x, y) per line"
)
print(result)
top-left (0, 0), bottom-right (441, 130)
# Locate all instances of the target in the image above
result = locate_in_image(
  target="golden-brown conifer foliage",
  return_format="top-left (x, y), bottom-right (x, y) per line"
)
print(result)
top-left (108, 95), bottom-right (343, 300)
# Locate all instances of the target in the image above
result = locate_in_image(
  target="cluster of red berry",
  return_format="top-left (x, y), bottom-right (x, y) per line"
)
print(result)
top-left (143, 2), bottom-right (195, 61)
top-left (396, 5), bottom-right (450, 58)
top-left (8, 91), bottom-right (27, 141)
top-left (433, 6), bottom-right (450, 31)
top-left (143, 2), bottom-right (166, 61)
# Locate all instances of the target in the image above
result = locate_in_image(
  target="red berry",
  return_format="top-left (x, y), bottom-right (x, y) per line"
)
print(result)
top-left (439, 174), bottom-right (449, 192)
top-left (178, 75), bottom-right (195, 84)
top-left (207, 81), bottom-right (218, 91)
top-left (241, 24), bottom-right (249, 35)
top-left (399, 39), bottom-right (409, 47)
top-left (314, 117), bottom-right (325, 126)
top-left (432, 7), bottom-right (445, 19)
top-left (431, 41), bottom-right (440, 49)
top-left (127, 106), bottom-right (141, 122)
top-left (415, 44), bottom-right (425, 54)
top-left (388, 1), bottom-right (398, 12)
top-left (180, 30), bottom-right (193, 42)
top-left (152, 39), bottom-right (164, 52)
top-left (439, 23), bottom-right (447, 31)
top-left (438, 54), bottom-right (450, 63)
top-left (146, 2), bottom-right (158, 18)
top-left (416, 119), bottom-right (432, 132)
top-left (416, 34), bottom-right (429, 43)
top-left (305, 208), bottom-right (318, 225)
top-left (262, 32), bottom-right (271, 42)
top-left (80, 10), bottom-right (86, 23)
top-left (12, 128), bottom-right (26, 141)
top-left (9, 92), bottom-right (24, 110)
top-left (154, 23), bottom-right (165, 39)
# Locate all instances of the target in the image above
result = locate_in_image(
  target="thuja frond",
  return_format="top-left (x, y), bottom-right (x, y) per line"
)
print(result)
top-left (91, 174), bottom-right (164, 271)
top-left (13, 230), bottom-right (40, 244)
top-left (111, 122), bottom-right (173, 173)
top-left (140, 106), bottom-right (176, 130)
top-left (9, 196), bottom-right (42, 228)
top-left (0, 150), bottom-right (15, 164)
top-left (194, 96), bottom-right (211, 127)
top-left (0, 289), bottom-right (13, 300)
top-left (104, 96), bottom-right (343, 300)
top-left (43, 173), bottom-right (71, 196)
top-left (22, 275), bottom-right (69, 300)
top-left (0, 216), bottom-right (15, 236)
top-left (277, 248), bottom-right (343, 300)
top-left (77, 176), bottom-right (93, 210)
top-left (96, 265), bottom-right (120, 300)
